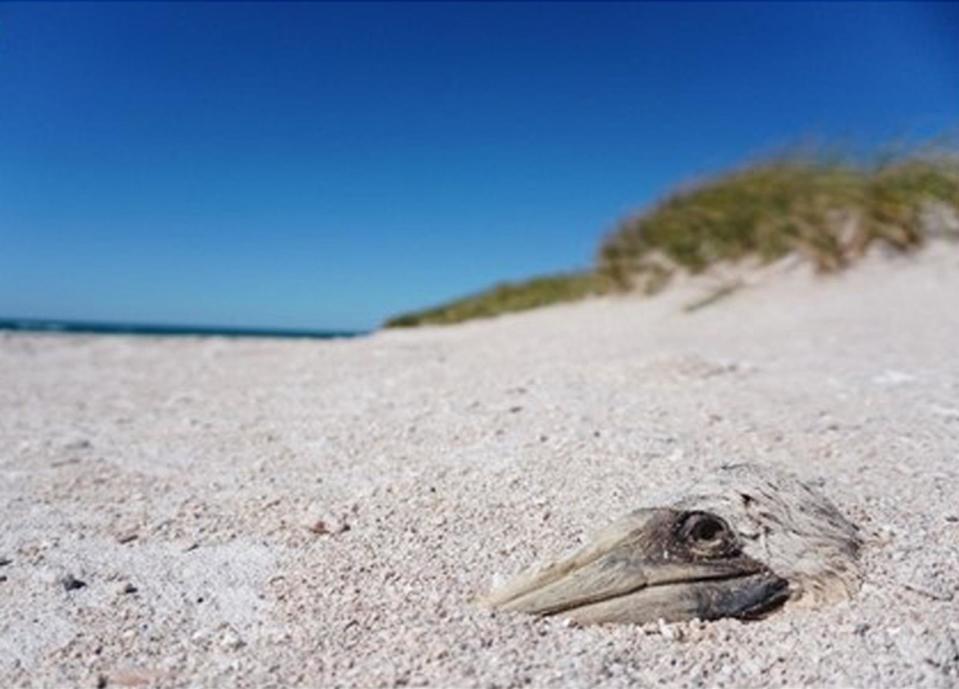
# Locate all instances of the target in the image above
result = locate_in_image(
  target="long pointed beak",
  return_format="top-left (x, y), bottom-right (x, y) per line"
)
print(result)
top-left (481, 509), bottom-right (790, 625)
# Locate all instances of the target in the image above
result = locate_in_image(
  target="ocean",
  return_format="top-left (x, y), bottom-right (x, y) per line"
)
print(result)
top-left (0, 317), bottom-right (364, 340)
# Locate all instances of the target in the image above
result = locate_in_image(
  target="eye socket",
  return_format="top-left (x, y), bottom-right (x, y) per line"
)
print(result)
top-left (681, 512), bottom-right (729, 545)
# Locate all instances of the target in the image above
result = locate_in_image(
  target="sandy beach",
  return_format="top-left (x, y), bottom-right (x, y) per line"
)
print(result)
top-left (2, 245), bottom-right (958, 688)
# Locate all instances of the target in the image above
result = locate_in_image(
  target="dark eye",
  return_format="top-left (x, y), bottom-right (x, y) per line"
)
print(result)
top-left (681, 512), bottom-right (729, 545)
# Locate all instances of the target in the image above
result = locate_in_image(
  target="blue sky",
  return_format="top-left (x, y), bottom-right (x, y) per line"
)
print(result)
top-left (2, 2), bottom-right (957, 330)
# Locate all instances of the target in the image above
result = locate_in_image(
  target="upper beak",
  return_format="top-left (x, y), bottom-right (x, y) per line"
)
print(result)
top-left (480, 509), bottom-right (790, 625)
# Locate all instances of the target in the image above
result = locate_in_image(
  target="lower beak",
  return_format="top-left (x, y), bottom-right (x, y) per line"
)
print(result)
top-left (548, 571), bottom-right (789, 625)
top-left (482, 540), bottom-right (789, 625)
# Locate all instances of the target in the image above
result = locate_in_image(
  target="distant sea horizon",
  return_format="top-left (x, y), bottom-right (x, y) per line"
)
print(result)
top-left (0, 317), bottom-right (365, 340)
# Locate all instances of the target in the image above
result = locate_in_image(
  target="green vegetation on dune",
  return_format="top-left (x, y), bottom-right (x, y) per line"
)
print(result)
top-left (598, 152), bottom-right (959, 289)
top-left (385, 147), bottom-right (959, 328)
top-left (385, 272), bottom-right (605, 327)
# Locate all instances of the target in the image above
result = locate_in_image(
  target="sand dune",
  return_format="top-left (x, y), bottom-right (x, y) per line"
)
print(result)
top-left (2, 244), bottom-right (958, 688)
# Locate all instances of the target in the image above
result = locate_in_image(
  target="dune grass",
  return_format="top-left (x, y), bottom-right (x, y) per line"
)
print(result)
top-left (385, 272), bottom-right (605, 327)
top-left (385, 147), bottom-right (959, 327)
top-left (598, 151), bottom-right (959, 290)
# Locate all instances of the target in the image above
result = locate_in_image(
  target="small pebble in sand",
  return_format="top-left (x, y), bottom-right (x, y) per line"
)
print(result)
top-left (221, 628), bottom-right (246, 651)
top-left (121, 583), bottom-right (138, 594)
top-left (105, 669), bottom-right (162, 686)
top-left (0, 557), bottom-right (11, 567)
top-left (61, 574), bottom-right (87, 591)
top-left (658, 618), bottom-right (682, 641)
top-left (63, 438), bottom-right (92, 451)
top-left (308, 517), bottom-right (349, 535)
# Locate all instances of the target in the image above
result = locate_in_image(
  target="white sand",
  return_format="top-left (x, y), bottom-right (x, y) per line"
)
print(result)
top-left (2, 245), bottom-right (958, 688)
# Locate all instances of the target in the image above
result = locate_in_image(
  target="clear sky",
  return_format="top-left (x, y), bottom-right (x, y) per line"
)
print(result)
top-left (2, 2), bottom-right (957, 330)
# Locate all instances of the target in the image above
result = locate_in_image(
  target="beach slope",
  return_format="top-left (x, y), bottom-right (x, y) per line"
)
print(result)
top-left (2, 245), bottom-right (958, 688)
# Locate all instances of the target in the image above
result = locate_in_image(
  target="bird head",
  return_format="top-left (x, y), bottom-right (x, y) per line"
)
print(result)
top-left (481, 463), bottom-right (861, 625)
